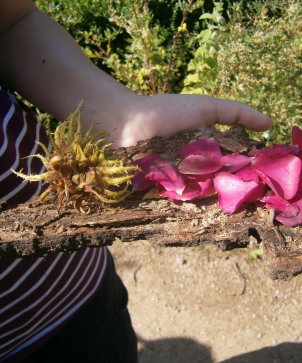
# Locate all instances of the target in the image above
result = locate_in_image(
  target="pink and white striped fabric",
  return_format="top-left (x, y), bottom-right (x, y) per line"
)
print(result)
top-left (0, 88), bottom-right (107, 361)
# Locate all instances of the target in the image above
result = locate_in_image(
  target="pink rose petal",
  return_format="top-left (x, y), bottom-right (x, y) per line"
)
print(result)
top-left (132, 126), bottom-right (302, 226)
top-left (179, 139), bottom-right (222, 159)
top-left (236, 166), bottom-right (260, 181)
top-left (235, 167), bottom-right (266, 202)
top-left (161, 174), bottom-right (214, 201)
top-left (249, 145), bottom-right (299, 157)
top-left (134, 154), bottom-right (162, 170)
top-left (178, 155), bottom-right (223, 175)
top-left (244, 182), bottom-right (266, 203)
top-left (276, 189), bottom-right (302, 226)
top-left (292, 126), bottom-right (302, 149)
top-left (214, 172), bottom-right (260, 213)
top-left (276, 210), bottom-right (302, 227)
top-left (162, 188), bottom-right (204, 201)
top-left (220, 153), bottom-right (251, 173)
top-left (146, 158), bottom-right (186, 194)
top-left (132, 173), bottom-right (155, 191)
top-left (132, 154), bottom-right (186, 193)
top-left (132, 154), bottom-right (162, 191)
top-left (252, 154), bottom-right (301, 200)
top-left (261, 195), bottom-right (299, 217)
top-left (275, 187), bottom-right (302, 226)
top-left (186, 174), bottom-right (215, 197)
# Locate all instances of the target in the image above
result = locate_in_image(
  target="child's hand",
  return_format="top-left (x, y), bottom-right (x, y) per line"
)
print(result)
top-left (110, 94), bottom-right (273, 147)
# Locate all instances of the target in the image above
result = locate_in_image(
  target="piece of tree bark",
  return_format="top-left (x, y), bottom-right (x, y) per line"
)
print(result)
top-left (1, 127), bottom-right (302, 280)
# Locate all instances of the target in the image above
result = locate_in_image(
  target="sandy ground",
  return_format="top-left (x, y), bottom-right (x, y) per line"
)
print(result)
top-left (109, 239), bottom-right (302, 363)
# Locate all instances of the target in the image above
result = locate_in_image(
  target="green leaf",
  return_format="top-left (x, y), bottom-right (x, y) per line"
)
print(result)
top-left (247, 248), bottom-right (264, 261)
top-left (200, 13), bottom-right (214, 20)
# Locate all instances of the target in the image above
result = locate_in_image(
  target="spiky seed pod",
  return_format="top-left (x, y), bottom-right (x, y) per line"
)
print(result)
top-left (12, 103), bottom-right (139, 213)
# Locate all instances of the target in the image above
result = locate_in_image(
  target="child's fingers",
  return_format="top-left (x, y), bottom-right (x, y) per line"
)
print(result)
top-left (214, 98), bottom-right (273, 131)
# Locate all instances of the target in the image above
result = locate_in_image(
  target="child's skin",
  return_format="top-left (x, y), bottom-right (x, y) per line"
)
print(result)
top-left (0, 0), bottom-right (272, 148)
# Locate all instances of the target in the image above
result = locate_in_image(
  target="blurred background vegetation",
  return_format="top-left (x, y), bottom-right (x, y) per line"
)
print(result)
top-left (34, 0), bottom-right (301, 143)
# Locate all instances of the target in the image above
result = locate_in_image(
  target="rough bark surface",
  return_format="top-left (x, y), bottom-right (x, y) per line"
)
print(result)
top-left (1, 127), bottom-right (302, 280)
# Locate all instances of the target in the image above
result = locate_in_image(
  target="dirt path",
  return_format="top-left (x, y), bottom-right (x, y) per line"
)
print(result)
top-left (109, 240), bottom-right (302, 363)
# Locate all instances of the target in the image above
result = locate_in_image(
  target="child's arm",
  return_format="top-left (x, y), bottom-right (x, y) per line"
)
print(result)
top-left (0, 2), bottom-right (272, 148)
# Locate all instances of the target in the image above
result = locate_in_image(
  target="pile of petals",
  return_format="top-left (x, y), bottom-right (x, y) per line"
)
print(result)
top-left (132, 126), bottom-right (302, 227)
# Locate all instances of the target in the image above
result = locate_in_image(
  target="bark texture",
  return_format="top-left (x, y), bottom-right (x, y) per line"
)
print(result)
top-left (1, 127), bottom-right (302, 280)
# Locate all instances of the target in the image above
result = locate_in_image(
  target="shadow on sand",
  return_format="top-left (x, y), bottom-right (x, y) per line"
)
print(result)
top-left (138, 336), bottom-right (302, 363)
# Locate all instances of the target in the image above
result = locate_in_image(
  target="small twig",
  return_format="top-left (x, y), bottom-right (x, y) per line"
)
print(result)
top-left (133, 266), bottom-right (142, 286)
top-left (267, 208), bottom-right (286, 249)
top-left (230, 261), bottom-right (247, 296)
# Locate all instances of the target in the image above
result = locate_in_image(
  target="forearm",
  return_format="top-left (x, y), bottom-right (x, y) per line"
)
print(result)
top-left (0, 7), bottom-right (137, 135)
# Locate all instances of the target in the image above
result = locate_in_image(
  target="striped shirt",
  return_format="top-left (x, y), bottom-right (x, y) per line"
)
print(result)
top-left (0, 88), bottom-right (107, 361)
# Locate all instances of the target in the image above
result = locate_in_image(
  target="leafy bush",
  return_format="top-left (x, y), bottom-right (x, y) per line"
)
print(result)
top-left (182, 0), bottom-right (302, 143)
top-left (35, 0), bottom-right (208, 94)
top-left (34, 0), bottom-right (301, 143)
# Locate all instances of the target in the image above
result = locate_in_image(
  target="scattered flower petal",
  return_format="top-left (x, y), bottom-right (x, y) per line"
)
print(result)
top-left (132, 126), bottom-right (302, 226)
top-left (245, 183), bottom-right (266, 203)
top-left (132, 173), bottom-right (155, 191)
top-left (252, 154), bottom-right (301, 200)
top-left (161, 175), bottom-right (214, 201)
top-left (161, 188), bottom-right (203, 201)
top-left (235, 167), bottom-right (266, 202)
top-left (132, 154), bottom-right (162, 191)
top-left (179, 139), bottom-right (222, 159)
top-left (276, 210), bottom-right (302, 227)
top-left (220, 153), bottom-right (251, 173)
top-left (292, 126), bottom-right (302, 150)
top-left (261, 195), bottom-right (299, 217)
top-left (135, 154), bottom-right (162, 170)
top-left (145, 158), bottom-right (186, 194)
top-left (236, 166), bottom-right (260, 181)
top-left (186, 174), bottom-right (215, 197)
top-left (249, 145), bottom-right (299, 157)
top-left (214, 172), bottom-right (260, 213)
top-left (178, 154), bottom-right (223, 175)
top-left (275, 191), bottom-right (302, 226)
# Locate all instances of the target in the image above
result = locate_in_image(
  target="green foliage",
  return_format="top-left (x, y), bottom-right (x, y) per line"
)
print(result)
top-left (182, 0), bottom-right (302, 143)
top-left (182, 1), bottom-right (224, 94)
top-left (35, 0), bottom-right (208, 94)
top-left (34, 0), bottom-right (301, 143)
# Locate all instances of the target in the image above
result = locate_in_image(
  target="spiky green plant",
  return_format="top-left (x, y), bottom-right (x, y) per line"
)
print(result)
top-left (13, 104), bottom-right (139, 213)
